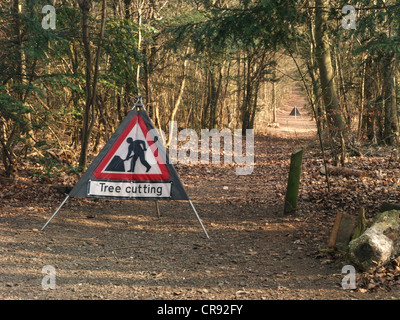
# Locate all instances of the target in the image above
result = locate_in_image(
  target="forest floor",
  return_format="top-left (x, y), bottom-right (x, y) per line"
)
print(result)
top-left (1, 91), bottom-right (400, 300)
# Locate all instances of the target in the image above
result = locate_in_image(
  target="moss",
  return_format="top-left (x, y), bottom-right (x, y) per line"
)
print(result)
top-left (373, 210), bottom-right (400, 225)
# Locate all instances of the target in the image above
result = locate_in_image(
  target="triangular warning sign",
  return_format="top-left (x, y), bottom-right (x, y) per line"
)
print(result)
top-left (68, 108), bottom-right (189, 201)
top-left (289, 106), bottom-right (301, 116)
top-left (41, 97), bottom-right (209, 239)
top-left (93, 114), bottom-right (170, 181)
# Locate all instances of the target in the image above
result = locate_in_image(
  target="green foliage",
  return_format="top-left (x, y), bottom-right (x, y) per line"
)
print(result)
top-left (67, 165), bottom-right (85, 175)
top-left (170, 0), bottom-right (300, 55)
top-left (31, 153), bottom-right (62, 179)
top-left (0, 86), bottom-right (32, 125)
top-left (102, 18), bottom-right (141, 90)
top-left (341, 0), bottom-right (400, 56)
top-left (0, 0), bottom-right (397, 177)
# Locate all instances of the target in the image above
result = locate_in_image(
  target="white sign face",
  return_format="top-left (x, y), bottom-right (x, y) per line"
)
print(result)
top-left (102, 122), bottom-right (161, 175)
top-left (93, 114), bottom-right (171, 181)
top-left (88, 181), bottom-right (171, 198)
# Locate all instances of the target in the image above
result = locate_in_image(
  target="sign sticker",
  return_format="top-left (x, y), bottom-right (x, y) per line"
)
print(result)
top-left (88, 181), bottom-right (172, 198)
top-left (93, 114), bottom-right (170, 181)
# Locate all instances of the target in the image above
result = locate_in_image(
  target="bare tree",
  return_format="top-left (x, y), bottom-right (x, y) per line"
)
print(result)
top-left (314, 0), bottom-right (346, 165)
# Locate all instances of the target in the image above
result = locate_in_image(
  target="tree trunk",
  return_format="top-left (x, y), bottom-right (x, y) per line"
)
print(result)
top-left (249, 81), bottom-right (260, 128)
top-left (271, 67), bottom-right (277, 123)
top-left (236, 54), bottom-right (242, 129)
top-left (358, 54), bottom-right (366, 142)
top-left (209, 66), bottom-right (223, 130)
top-left (123, 0), bottom-right (133, 112)
top-left (78, 0), bottom-right (92, 167)
top-left (13, 0), bottom-right (36, 152)
top-left (362, 57), bottom-right (378, 143)
top-left (135, 0), bottom-right (144, 95)
top-left (306, 12), bottom-right (325, 127)
top-left (315, 0), bottom-right (346, 165)
top-left (241, 56), bottom-right (252, 136)
top-left (167, 57), bottom-right (188, 146)
top-left (78, 0), bottom-right (107, 167)
top-left (382, 52), bottom-right (398, 145)
top-left (334, 46), bottom-right (350, 126)
top-left (201, 70), bottom-right (210, 129)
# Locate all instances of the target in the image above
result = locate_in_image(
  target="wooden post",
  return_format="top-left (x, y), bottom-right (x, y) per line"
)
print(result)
top-left (328, 211), bottom-right (344, 248)
top-left (284, 148), bottom-right (303, 214)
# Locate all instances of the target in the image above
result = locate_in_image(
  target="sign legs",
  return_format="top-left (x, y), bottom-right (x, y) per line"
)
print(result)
top-left (189, 200), bottom-right (210, 239)
top-left (41, 194), bottom-right (70, 231)
top-left (41, 196), bottom-right (210, 239)
top-left (155, 200), bottom-right (161, 218)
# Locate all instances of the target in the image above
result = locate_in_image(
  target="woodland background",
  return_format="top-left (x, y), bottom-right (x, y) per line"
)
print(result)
top-left (1, 0), bottom-right (400, 300)
top-left (0, 0), bottom-right (399, 177)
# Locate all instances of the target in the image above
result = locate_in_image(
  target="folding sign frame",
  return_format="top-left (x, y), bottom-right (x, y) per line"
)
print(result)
top-left (41, 96), bottom-right (209, 239)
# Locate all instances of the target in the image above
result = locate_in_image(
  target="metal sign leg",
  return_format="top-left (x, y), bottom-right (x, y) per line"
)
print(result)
top-left (188, 200), bottom-right (210, 239)
top-left (155, 200), bottom-right (161, 218)
top-left (41, 195), bottom-right (70, 231)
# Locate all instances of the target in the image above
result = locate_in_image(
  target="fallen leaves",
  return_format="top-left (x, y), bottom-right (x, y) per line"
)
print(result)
top-left (357, 260), bottom-right (400, 293)
top-left (0, 132), bottom-right (399, 299)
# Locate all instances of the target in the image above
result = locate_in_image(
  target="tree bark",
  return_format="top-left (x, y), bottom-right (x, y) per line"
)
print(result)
top-left (315, 0), bottom-right (346, 165)
top-left (135, 0), bottom-right (144, 95)
top-left (363, 57), bottom-right (378, 143)
top-left (13, 0), bottom-right (36, 150)
top-left (241, 55), bottom-right (252, 136)
top-left (209, 66), bottom-right (223, 130)
top-left (284, 148), bottom-right (303, 214)
top-left (78, 0), bottom-right (107, 167)
top-left (382, 52), bottom-right (398, 145)
top-left (167, 56), bottom-right (188, 146)
top-left (78, 0), bottom-right (92, 167)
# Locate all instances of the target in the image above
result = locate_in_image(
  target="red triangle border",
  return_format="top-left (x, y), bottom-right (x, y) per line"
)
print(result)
top-left (93, 114), bottom-right (171, 181)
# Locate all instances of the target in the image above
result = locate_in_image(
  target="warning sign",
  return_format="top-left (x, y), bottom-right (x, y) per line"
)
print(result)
top-left (67, 107), bottom-right (189, 201)
top-left (41, 97), bottom-right (209, 239)
top-left (93, 113), bottom-right (170, 181)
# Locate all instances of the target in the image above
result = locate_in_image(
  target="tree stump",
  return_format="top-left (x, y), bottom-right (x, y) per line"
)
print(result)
top-left (349, 210), bottom-right (400, 272)
top-left (284, 148), bottom-right (303, 214)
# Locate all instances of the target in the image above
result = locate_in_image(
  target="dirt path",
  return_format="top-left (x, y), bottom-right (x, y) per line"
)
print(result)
top-left (0, 92), bottom-right (397, 300)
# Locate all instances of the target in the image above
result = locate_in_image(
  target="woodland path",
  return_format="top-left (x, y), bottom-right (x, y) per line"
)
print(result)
top-left (0, 90), bottom-right (398, 300)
